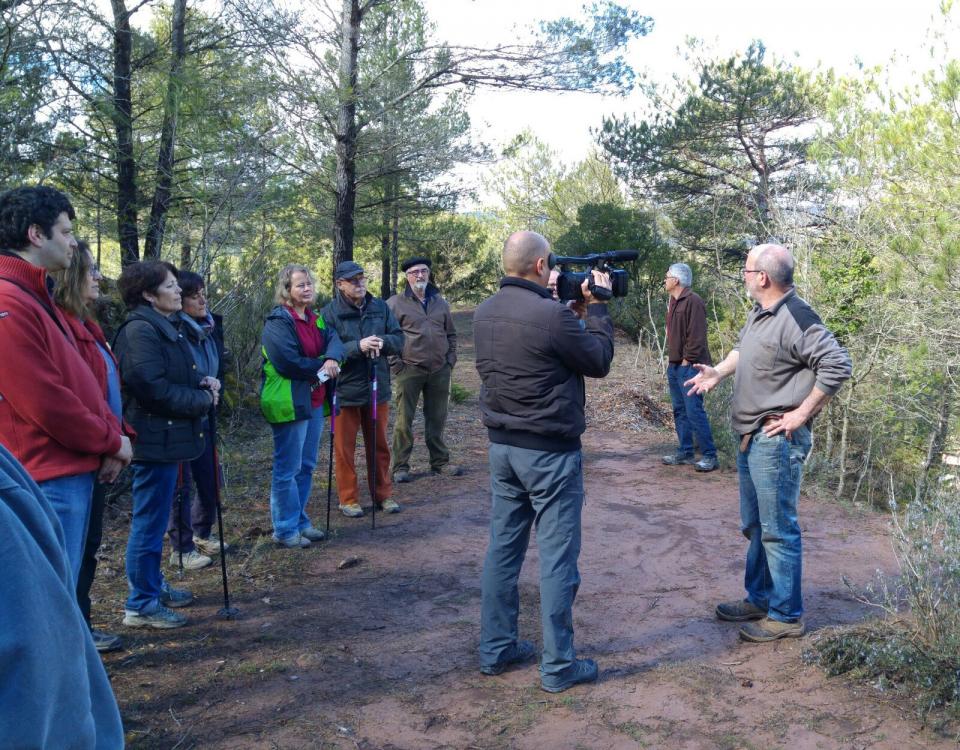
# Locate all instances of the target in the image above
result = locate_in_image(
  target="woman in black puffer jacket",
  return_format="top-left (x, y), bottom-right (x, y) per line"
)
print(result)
top-left (113, 261), bottom-right (216, 630)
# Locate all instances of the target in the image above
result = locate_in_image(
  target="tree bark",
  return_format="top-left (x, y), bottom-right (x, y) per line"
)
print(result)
top-left (914, 374), bottom-right (953, 504)
top-left (111, 0), bottom-right (139, 266)
top-left (332, 0), bottom-right (361, 276)
top-left (144, 0), bottom-right (188, 260)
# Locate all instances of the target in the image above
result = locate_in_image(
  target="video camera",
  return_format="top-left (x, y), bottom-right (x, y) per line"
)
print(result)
top-left (553, 250), bottom-right (639, 302)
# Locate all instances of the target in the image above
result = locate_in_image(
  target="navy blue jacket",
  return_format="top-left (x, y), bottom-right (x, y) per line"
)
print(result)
top-left (260, 305), bottom-right (345, 423)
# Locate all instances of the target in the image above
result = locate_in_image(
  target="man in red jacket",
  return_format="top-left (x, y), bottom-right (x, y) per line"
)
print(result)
top-left (0, 185), bottom-right (132, 584)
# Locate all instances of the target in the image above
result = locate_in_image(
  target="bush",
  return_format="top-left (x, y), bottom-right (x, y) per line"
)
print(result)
top-left (450, 381), bottom-right (471, 404)
top-left (811, 486), bottom-right (960, 727)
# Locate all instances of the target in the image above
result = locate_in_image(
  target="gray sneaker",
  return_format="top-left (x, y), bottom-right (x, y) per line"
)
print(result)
top-left (662, 453), bottom-right (695, 466)
top-left (160, 583), bottom-right (194, 609)
top-left (300, 526), bottom-right (325, 542)
top-left (379, 498), bottom-right (401, 514)
top-left (123, 605), bottom-right (187, 629)
top-left (695, 456), bottom-right (719, 472)
top-left (339, 504), bottom-right (364, 518)
top-left (274, 533), bottom-right (311, 548)
top-left (169, 549), bottom-right (212, 570)
top-left (715, 599), bottom-right (766, 622)
top-left (193, 534), bottom-right (229, 555)
top-left (91, 629), bottom-right (123, 653)
top-left (392, 469), bottom-right (412, 483)
top-left (541, 658), bottom-right (599, 693)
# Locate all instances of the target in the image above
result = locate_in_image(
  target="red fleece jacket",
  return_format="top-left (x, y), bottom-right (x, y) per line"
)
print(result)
top-left (0, 254), bottom-right (123, 482)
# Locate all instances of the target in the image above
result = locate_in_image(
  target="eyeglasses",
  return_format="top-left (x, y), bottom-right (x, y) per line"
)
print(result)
top-left (184, 290), bottom-right (207, 300)
top-left (342, 275), bottom-right (366, 286)
top-left (406, 267), bottom-right (429, 277)
top-left (742, 268), bottom-right (763, 276)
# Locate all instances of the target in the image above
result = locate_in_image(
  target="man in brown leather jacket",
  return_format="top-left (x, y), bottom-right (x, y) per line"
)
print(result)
top-left (386, 257), bottom-right (459, 483)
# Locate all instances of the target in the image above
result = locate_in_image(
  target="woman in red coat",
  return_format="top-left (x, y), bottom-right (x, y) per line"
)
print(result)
top-left (53, 241), bottom-right (129, 653)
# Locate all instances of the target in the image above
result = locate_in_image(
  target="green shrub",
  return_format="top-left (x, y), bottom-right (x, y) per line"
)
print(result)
top-left (450, 381), bottom-right (472, 404)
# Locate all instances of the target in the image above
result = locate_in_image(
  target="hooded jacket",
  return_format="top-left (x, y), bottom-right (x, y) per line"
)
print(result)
top-left (260, 304), bottom-right (344, 424)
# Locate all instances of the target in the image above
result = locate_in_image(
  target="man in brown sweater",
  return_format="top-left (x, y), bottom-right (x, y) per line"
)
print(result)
top-left (387, 257), bottom-right (460, 482)
top-left (663, 262), bottom-right (718, 472)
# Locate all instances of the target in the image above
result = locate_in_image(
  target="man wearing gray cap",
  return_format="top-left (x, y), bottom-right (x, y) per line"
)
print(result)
top-left (387, 256), bottom-right (460, 484)
top-left (321, 261), bottom-right (404, 517)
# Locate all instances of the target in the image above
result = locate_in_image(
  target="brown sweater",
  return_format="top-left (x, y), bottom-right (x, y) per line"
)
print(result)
top-left (666, 287), bottom-right (712, 365)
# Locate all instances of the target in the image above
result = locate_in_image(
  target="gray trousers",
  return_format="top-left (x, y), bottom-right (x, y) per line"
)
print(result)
top-left (479, 443), bottom-right (584, 678)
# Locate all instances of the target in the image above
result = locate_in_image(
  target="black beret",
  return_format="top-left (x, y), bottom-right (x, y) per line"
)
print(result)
top-left (401, 256), bottom-right (432, 272)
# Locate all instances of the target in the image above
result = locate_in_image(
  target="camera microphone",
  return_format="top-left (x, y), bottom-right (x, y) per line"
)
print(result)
top-left (605, 250), bottom-right (639, 263)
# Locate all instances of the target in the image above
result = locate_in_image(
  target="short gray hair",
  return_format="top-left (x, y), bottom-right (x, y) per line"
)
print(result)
top-left (668, 263), bottom-right (692, 287)
top-left (752, 244), bottom-right (794, 286)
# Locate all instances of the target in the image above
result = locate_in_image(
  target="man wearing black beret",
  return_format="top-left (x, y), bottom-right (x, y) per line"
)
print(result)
top-left (386, 256), bottom-right (460, 483)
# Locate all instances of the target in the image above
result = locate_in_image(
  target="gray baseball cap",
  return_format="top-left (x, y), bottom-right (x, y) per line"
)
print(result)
top-left (334, 260), bottom-right (364, 280)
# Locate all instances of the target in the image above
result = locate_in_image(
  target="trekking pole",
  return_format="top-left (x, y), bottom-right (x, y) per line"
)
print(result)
top-left (176, 463), bottom-right (185, 577)
top-left (325, 387), bottom-right (337, 536)
top-left (369, 355), bottom-right (378, 531)
top-left (208, 405), bottom-right (239, 619)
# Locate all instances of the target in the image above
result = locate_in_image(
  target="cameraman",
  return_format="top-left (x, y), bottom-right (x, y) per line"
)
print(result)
top-left (474, 230), bottom-right (614, 693)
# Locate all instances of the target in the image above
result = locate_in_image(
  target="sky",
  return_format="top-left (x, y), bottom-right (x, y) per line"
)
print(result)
top-left (421, 0), bottom-right (950, 195)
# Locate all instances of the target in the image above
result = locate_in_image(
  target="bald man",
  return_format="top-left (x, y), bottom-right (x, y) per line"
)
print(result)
top-left (686, 243), bottom-right (851, 643)
top-left (473, 230), bottom-right (614, 693)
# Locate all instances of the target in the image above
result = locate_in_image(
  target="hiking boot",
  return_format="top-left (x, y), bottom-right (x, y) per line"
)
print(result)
top-left (160, 583), bottom-right (194, 609)
top-left (480, 640), bottom-right (536, 675)
top-left (91, 629), bottom-right (123, 653)
top-left (193, 534), bottom-right (229, 556)
top-left (432, 464), bottom-right (463, 477)
top-left (715, 599), bottom-right (767, 622)
top-left (662, 453), bottom-right (695, 466)
top-left (379, 498), bottom-right (401, 514)
top-left (695, 456), bottom-right (719, 472)
top-left (392, 469), bottom-right (412, 483)
top-left (300, 526), bottom-right (325, 542)
top-left (339, 504), bottom-right (364, 518)
top-left (541, 658), bottom-right (599, 693)
top-left (739, 617), bottom-right (806, 643)
top-left (123, 605), bottom-right (187, 629)
top-left (274, 533), bottom-right (311, 548)
top-left (169, 549), bottom-right (212, 571)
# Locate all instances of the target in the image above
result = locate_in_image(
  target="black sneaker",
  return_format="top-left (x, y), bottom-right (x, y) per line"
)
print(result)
top-left (662, 453), bottom-right (695, 466)
top-left (480, 640), bottom-right (536, 675)
top-left (541, 658), bottom-right (599, 693)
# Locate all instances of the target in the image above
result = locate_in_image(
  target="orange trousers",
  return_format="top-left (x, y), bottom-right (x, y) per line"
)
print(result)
top-left (333, 402), bottom-right (393, 507)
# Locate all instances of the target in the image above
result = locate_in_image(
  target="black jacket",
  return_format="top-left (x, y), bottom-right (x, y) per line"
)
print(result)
top-left (474, 277), bottom-right (614, 452)
top-left (113, 305), bottom-right (213, 462)
top-left (320, 292), bottom-right (404, 407)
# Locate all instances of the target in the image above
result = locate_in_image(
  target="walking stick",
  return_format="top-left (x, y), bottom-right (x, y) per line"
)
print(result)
top-left (369, 356), bottom-right (378, 531)
top-left (208, 405), bottom-right (239, 619)
top-left (176, 462), bottom-right (185, 577)
top-left (325, 387), bottom-right (337, 536)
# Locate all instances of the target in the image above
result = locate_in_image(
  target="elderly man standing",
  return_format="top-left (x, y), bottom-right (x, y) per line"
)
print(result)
top-left (475, 231), bottom-right (614, 693)
top-left (662, 262), bottom-right (718, 472)
top-left (321, 261), bottom-right (404, 518)
top-left (686, 243), bottom-right (852, 643)
top-left (386, 256), bottom-right (460, 483)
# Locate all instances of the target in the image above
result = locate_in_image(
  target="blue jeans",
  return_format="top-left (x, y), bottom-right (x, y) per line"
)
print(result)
top-left (37, 472), bottom-right (95, 587)
top-left (737, 425), bottom-right (813, 622)
top-left (667, 363), bottom-right (716, 458)
top-left (480, 443), bottom-right (583, 679)
top-left (270, 407), bottom-right (325, 541)
top-left (126, 461), bottom-right (179, 613)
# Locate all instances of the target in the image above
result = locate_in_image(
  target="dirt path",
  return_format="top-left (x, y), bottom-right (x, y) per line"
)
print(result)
top-left (97, 311), bottom-right (952, 749)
